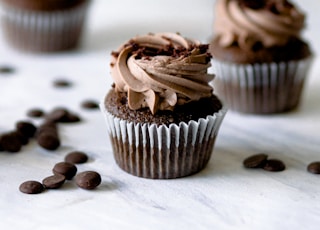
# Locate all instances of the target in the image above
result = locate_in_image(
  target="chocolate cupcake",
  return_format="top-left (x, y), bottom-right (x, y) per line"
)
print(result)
top-left (0, 0), bottom-right (90, 52)
top-left (101, 32), bottom-right (227, 179)
top-left (209, 0), bottom-right (313, 114)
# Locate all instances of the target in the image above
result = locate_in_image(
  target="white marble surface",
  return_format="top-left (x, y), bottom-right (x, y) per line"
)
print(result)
top-left (1, 0), bottom-right (320, 229)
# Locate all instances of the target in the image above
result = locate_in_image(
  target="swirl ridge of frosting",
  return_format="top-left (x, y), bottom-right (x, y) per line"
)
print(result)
top-left (110, 32), bottom-right (214, 114)
top-left (214, 0), bottom-right (305, 50)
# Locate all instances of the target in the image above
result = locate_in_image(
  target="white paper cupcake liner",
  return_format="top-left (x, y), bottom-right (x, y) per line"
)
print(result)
top-left (212, 57), bottom-right (313, 114)
top-left (100, 102), bottom-right (227, 179)
top-left (0, 1), bottom-right (90, 52)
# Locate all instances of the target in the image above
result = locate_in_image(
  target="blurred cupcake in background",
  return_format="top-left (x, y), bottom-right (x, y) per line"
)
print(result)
top-left (0, 0), bottom-right (90, 52)
top-left (209, 0), bottom-right (313, 114)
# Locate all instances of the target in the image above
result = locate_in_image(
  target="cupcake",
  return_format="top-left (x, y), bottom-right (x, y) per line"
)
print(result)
top-left (101, 32), bottom-right (227, 179)
top-left (209, 0), bottom-right (313, 114)
top-left (0, 0), bottom-right (90, 52)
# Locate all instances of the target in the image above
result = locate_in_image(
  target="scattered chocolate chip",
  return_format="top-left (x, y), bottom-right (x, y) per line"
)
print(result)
top-left (75, 171), bottom-right (101, 190)
top-left (243, 153), bottom-right (268, 168)
top-left (65, 151), bottom-right (88, 164)
top-left (46, 107), bottom-right (69, 122)
top-left (263, 159), bottom-right (286, 172)
top-left (65, 113), bottom-right (81, 123)
top-left (81, 100), bottom-right (99, 110)
top-left (13, 131), bottom-right (29, 145)
top-left (36, 122), bottom-right (60, 150)
top-left (307, 162), bottom-right (320, 174)
top-left (37, 133), bottom-right (60, 150)
top-left (53, 79), bottom-right (72, 88)
top-left (27, 108), bottom-right (45, 118)
top-left (16, 121), bottom-right (37, 138)
top-left (0, 66), bottom-right (15, 74)
top-left (42, 174), bottom-right (66, 189)
top-left (53, 162), bottom-right (77, 180)
top-left (0, 132), bottom-right (23, 152)
top-left (46, 107), bottom-right (81, 123)
top-left (19, 181), bottom-right (44, 194)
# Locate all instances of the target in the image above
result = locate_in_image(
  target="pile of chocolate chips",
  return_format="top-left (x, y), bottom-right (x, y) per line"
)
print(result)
top-left (19, 151), bottom-right (101, 194)
top-left (0, 107), bottom-right (81, 153)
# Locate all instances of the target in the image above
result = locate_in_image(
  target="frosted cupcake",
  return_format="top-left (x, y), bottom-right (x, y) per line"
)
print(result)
top-left (0, 0), bottom-right (90, 52)
top-left (209, 0), bottom-right (313, 114)
top-left (101, 32), bottom-right (227, 179)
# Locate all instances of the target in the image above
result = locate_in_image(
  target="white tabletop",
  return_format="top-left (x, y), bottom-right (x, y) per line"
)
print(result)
top-left (1, 0), bottom-right (320, 229)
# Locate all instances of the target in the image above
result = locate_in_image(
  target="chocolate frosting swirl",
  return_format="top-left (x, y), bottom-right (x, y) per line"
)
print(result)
top-left (110, 32), bottom-right (214, 114)
top-left (214, 0), bottom-right (305, 50)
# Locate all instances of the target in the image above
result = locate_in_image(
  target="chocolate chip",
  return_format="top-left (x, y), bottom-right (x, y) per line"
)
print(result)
top-left (53, 162), bottom-right (77, 180)
top-left (307, 162), bottom-right (320, 174)
top-left (243, 153), bottom-right (268, 168)
top-left (263, 159), bottom-right (286, 172)
top-left (65, 113), bottom-right (81, 123)
top-left (0, 132), bottom-right (23, 152)
top-left (27, 108), bottom-right (45, 118)
top-left (13, 131), bottom-right (29, 145)
top-left (65, 151), bottom-right (88, 164)
top-left (37, 132), bottom-right (60, 151)
top-left (46, 107), bottom-right (81, 123)
top-left (36, 122), bottom-right (58, 136)
top-left (46, 107), bottom-right (69, 122)
top-left (42, 174), bottom-right (66, 189)
top-left (36, 122), bottom-right (60, 150)
top-left (0, 65), bottom-right (15, 74)
top-left (75, 171), bottom-right (101, 190)
top-left (81, 100), bottom-right (99, 110)
top-left (19, 180), bottom-right (44, 194)
top-left (53, 79), bottom-right (72, 88)
top-left (16, 121), bottom-right (37, 138)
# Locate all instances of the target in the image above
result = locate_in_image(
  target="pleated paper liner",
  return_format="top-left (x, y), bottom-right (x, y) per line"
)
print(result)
top-left (212, 57), bottom-right (313, 114)
top-left (0, 1), bottom-right (90, 52)
top-left (100, 103), bottom-right (227, 179)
